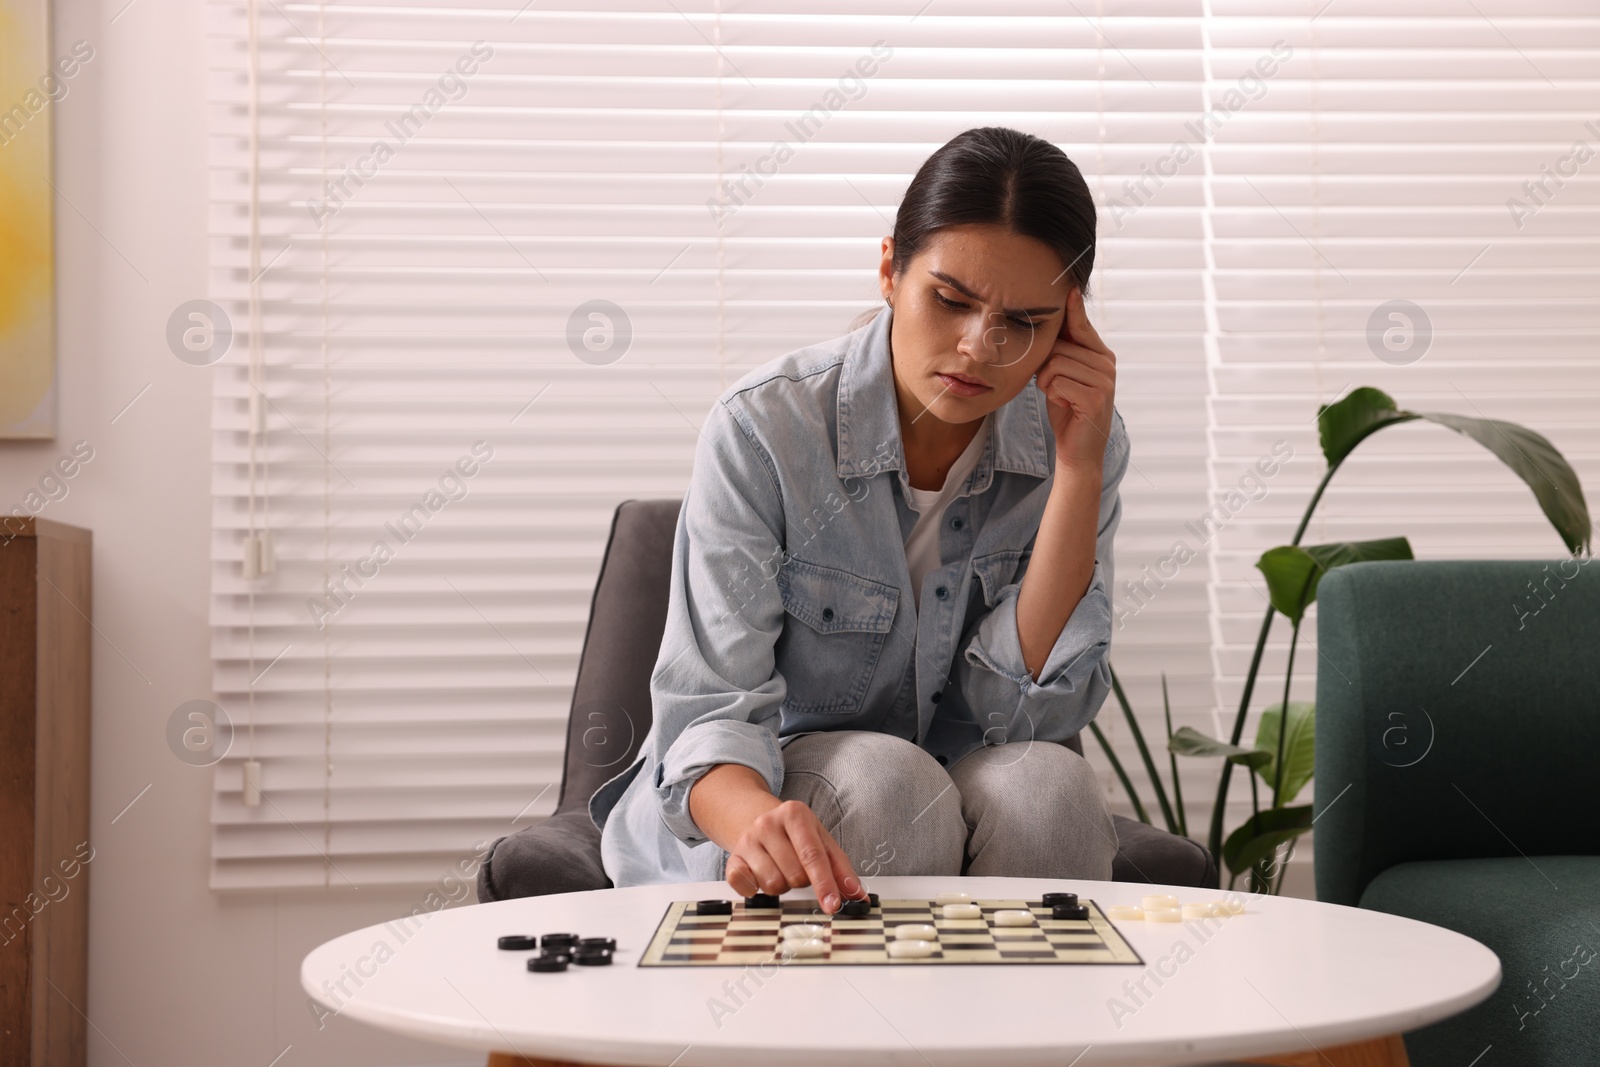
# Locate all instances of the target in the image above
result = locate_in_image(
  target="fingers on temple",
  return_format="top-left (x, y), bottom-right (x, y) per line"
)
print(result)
top-left (1047, 357), bottom-right (1113, 394)
top-left (1066, 287), bottom-right (1110, 354)
top-left (1048, 376), bottom-right (1091, 408)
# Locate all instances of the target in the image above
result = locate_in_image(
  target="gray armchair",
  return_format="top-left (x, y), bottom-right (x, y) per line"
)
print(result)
top-left (478, 499), bottom-right (1216, 902)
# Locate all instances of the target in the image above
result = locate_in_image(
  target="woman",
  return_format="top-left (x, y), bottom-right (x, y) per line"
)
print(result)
top-left (590, 126), bottom-right (1127, 914)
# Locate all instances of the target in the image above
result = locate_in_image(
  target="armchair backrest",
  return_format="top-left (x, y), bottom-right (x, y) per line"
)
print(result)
top-left (555, 499), bottom-right (682, 816)
top-left (1314, 558), bottom-right (1600, 906)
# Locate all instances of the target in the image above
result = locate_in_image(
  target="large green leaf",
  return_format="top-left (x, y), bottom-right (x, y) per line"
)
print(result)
top-left (1255, 702), bottom-right (1316, 804)
top-left (1169, 726), bottom-right (1271, 771)
top-left (1222, 804), bottom-right (1314, 880)
top-left (1318, 387), bottom-right (1416, 467)
top-left (1316, 387), bottom-right (1592, 556)
top-left (1256, 538), bottom-right (1415, 625)
top-left (1421, 412), bottom-right (1592, 557)
top-left (1088, 719), bottom-right (1151, 826)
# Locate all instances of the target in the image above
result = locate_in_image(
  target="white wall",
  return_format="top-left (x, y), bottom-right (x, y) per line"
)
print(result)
top-left (0, 1), bottom-right (476, 1063)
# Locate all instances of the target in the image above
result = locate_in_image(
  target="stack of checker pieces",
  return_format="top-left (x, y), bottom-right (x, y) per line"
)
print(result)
top-left (500, 933), bottom-right (618, 971)
top-left (639, 892), bottom-right (1144, 966)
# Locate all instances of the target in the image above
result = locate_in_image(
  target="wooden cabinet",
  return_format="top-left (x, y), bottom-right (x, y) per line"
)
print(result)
top-left (0, 518), bottom-right (90, 1067)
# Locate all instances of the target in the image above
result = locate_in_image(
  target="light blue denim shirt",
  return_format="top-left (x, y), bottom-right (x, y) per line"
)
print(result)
top-left (590, 304), bottom-right (1130, 886)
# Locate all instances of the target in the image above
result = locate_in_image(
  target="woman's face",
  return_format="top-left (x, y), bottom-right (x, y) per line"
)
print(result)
top-left (878, 222), bottom-right (1075, 430)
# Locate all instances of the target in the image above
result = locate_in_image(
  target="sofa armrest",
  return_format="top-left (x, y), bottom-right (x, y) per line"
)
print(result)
top-left (1314, 559), bottom-right (1600, 906)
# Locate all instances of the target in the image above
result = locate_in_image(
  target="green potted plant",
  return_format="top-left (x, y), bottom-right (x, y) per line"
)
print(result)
top-left (1093, 387), bottom-right (1592, 893)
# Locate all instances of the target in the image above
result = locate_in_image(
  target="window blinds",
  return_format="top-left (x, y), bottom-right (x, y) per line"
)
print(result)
top-left (1188, 5), bottom-right (1599, 865)
top-left (205, 0), bottom-right (1597, 889)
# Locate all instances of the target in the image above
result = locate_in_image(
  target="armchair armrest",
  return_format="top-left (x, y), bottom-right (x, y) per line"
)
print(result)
top-left (1314, 559), bottom-right (1600, 906)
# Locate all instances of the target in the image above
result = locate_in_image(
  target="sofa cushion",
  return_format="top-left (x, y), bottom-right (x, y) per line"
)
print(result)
top-left (1360, 855), bottom-right (1600, 1067)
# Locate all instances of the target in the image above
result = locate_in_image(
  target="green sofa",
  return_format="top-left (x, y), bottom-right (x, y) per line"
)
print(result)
top-left (1315, 559), bottom-right (1600, 1066)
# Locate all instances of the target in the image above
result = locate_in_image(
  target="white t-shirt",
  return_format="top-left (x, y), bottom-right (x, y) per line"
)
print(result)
top-left (903, 415), bottom-right (992, 613)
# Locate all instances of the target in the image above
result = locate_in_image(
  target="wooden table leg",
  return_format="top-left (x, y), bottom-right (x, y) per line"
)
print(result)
top-left (1241, 1033), bottom-right (1411, 1067)
top-left (487, 1054), bottom-right (590, 1067)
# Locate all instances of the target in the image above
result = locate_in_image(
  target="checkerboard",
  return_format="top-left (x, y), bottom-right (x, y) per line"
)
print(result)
top-left (638, 897), bottom-right (1143, 966)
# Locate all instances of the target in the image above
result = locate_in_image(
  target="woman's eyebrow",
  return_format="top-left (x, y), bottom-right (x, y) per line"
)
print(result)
top-left (926, 269), bottom-right (1060, 316)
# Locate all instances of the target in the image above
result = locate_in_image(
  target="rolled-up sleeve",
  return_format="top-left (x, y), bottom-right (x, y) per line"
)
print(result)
top-left (954, 409), bottom-right (1129, 746)
top-left (650, 399), bottom-right (790, 848)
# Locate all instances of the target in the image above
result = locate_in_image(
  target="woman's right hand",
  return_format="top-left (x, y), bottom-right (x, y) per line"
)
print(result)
top-left (688, 763), bottom-right (864, 914)
top-left (725, 800), bottom-right (863, 914)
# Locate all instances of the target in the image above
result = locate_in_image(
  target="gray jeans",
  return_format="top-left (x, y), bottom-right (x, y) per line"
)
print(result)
top-left (757, 730), bottom-right (1118, 881)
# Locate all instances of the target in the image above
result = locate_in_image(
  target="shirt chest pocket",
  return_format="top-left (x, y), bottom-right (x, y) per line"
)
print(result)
top-left (774, 558), bottom-right (900, 716)
top-left (970, 548), bottom-right (1027, 609)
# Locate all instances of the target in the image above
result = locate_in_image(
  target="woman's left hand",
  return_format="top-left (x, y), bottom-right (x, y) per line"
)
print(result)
top-left (1034, 287), bottom-right (1117, 473)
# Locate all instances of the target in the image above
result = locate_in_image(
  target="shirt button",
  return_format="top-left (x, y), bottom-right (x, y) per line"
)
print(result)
top-left (931, 690), bottom-right (942, 704)
top-left (951, 517), bottom-right (963, 530)
top-left (822, 607), bottom-right (834, 621)
top-left (935, 754), bottom-right (948, 766)
top-left (935, 586), bottom-right (948, 600)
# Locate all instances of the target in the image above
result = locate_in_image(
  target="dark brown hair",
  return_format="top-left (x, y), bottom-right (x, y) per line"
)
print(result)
top-left (851, 126), bottom-right (1096, 330)
top-left (896, 125), bottom-right (1094, 292)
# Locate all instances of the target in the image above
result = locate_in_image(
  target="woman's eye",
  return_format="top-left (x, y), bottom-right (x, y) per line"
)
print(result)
top-left (932, 290), bottom-right (1035, 329)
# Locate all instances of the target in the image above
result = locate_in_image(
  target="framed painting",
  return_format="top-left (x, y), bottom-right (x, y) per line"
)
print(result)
top-left (0, 0), bottom-right (59, 438)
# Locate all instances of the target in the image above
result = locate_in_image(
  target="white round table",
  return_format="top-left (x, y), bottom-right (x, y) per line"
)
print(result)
top-left (301, 876), bottom-right (1499, 1067)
